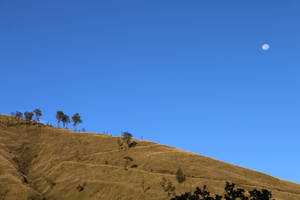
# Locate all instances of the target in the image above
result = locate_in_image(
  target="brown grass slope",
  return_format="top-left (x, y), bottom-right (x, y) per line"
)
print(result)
top-left (0, 114), bottom-right (300, 200)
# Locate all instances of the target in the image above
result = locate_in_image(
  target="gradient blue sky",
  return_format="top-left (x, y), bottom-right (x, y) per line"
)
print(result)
top-left (1, 1), bottom-right (300, 183)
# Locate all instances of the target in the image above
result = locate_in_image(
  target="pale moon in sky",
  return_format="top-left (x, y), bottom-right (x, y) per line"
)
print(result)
top-left (262, 43), bottom-right (270, 51)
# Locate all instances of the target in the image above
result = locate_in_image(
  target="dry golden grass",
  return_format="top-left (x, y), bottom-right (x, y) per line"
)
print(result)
top-left (0, 114), bottom-right (300, 200)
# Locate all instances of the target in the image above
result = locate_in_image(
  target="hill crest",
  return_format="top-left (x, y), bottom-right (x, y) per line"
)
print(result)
top-left (0, 114), bottom-right (299, 200)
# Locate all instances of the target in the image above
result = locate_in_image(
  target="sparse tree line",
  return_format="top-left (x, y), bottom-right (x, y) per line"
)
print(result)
top-left (11, 109), bottom-right (42, 122)
top-left (56, 110), bottom-right (82, 131)
top-left (7, 109), bottom-right (83, 131)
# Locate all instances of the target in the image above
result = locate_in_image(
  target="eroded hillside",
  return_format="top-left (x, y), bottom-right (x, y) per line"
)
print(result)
top-left (0, 114), bottom-right (300, 200)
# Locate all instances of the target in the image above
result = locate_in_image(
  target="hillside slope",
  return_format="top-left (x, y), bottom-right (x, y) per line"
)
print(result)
top-left (0, 114), bottom-right (300, 200)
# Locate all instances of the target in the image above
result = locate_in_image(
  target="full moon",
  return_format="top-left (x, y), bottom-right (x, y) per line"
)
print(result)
top-left (262, 43), bottom-right (270, 51)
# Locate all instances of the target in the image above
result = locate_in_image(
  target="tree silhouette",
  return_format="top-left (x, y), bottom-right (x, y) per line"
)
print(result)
top-left (72, 113), bottom-right (82, 131)
top-left (249, 189), bottom-right (272, 200)
top-left (24, 112), bottom-right (34, 121)
top-left (33, 109), bottom-right (42, 122)
top-left (121, 132), bottom-right (137, 150)
top-left (224, 182), bottom-right (249, 200)
top-left (56, 111), bottom-right (64, 128)
top-left (15, 111), bottom-right (23, 119)
top-left (122, 132), bottom-right (132, 142)
top-left (170, 182), bottom-right (274, 200)
top-left (171, 185), bottom-right (217, 200)
top-left (62, 114), bottom-right (70, 129)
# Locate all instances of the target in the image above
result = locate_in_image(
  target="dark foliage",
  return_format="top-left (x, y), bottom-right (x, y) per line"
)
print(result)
top-left (122, 131), bottom-right (132, 141)
top-left (76, 184), bottom-right (84, 192)
top-left (122, 131), bottom-right (133, 146)
top-left (72, 113), bottom-right (82, 131)
top-left (130, 164), bottom-right (138, 168)
top-left (24, 112), bottom-right (34, 121)
top-left (16, 111), bottom-right (23, 119)
top-left (23, 176), bottom-right (28, 184)
top-left (224, 182), bottom-right (248, 200)
top-left (175, 168), bottom-right (186, 184)
top-left (56, 111), bottom-right (64, 128)
top-left (118, 132), bottom-right (138, 150)
top-left (170, 182), bottom-right (274, 200)
top-left (61, 114), bottom-right (70, 129)
top-left (33, 109), bottom-right (42, 122)
top-left (129, 141), bottom-right (138, 148)
top-left (171, 185), bottom-right (221, 200)
top-left (249, 189), bottom-right (272, 200)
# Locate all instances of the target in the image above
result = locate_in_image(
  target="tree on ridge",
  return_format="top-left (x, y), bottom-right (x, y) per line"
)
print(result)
top-left (15, 111), bottom-right (23, 119)
top-left (24, 112), bottom-right (34, 121)
top-left (122, 132), bottom-right (133, 144)
top-left (56, 111), bottom-right (64, 128)
top-left (62, 114), bottom-right (70, 129)
top-left (72, 113), bottom-right (82, 131)
top-left (34, 109), bottom-right (42, 122)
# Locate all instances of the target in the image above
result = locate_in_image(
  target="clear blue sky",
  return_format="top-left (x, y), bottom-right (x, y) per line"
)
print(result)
top-left (1, 1), bottom-right (300, 184)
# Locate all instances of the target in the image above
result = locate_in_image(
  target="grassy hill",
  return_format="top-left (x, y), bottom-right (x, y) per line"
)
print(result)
top-left (0, 114), bottom-right (300, 200)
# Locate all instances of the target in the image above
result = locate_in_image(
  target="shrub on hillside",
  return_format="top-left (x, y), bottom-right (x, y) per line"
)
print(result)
top-left (130, 164), bottom-right (138, 168)
top-left (175, 168), bottom-right (186, 184)
top-left (129, 141), bottom-right (138, 148)
top-left (118, 132), bottom-right (138, 150)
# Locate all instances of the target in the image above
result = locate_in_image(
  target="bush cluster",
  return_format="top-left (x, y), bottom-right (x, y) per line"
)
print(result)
top-left (170, 182), bottom-right (274, 200)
